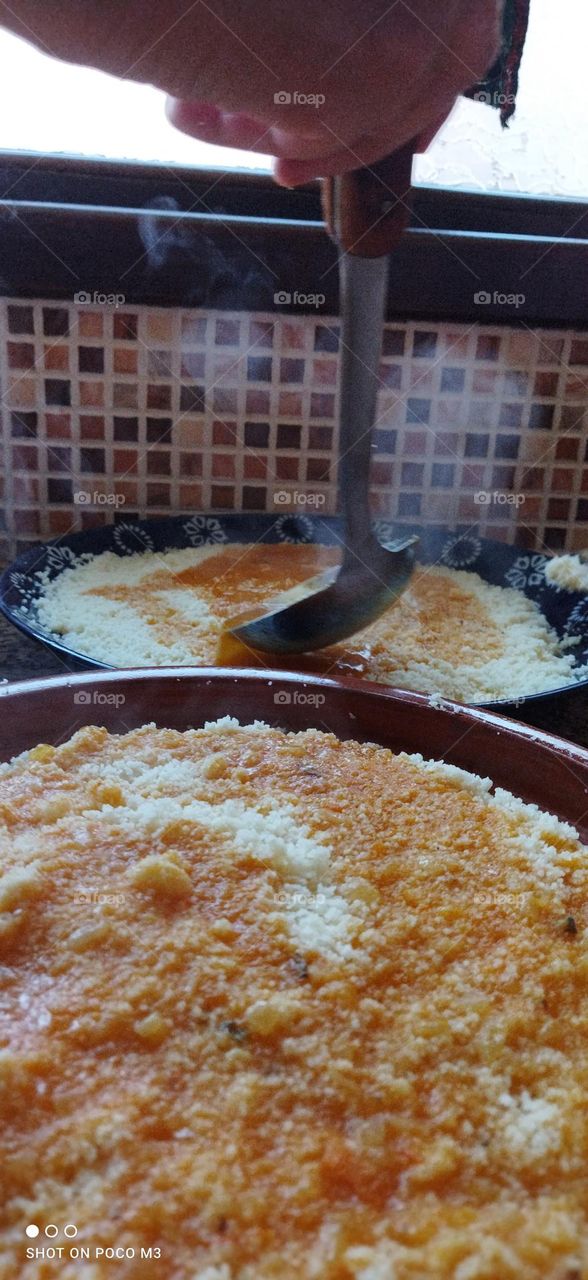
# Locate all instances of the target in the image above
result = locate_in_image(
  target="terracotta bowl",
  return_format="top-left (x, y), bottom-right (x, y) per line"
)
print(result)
top-left (1, 668), bottom-right (588, 840)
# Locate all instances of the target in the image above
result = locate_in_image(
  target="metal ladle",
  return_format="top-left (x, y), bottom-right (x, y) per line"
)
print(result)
top-left (230, 142), bottom-right (419, 655)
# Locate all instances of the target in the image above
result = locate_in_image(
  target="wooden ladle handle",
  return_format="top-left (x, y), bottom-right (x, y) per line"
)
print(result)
top-left (322, 137), bottom-right (417, 258)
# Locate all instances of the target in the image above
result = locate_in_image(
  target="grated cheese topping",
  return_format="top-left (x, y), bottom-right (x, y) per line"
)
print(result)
top-left (544, 552), bottom-right (588, 593)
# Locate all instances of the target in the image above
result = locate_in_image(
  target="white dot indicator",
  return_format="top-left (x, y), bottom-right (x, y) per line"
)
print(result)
top-left (45, 1225), bottom-right (59, 1238)
top-left (25, 1225), bottom-right (39, 1239)
top-left (64, 1225), bottom-right (78, 1239)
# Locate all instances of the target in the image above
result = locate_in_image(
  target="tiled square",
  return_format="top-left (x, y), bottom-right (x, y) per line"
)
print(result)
top-left (406, 398), bottom-right (430, 424)
top-left (403, 431), bottom-right (428, 456)
top-left (146, 483), bottom-right (171, 506)
top-left (536, 337), bottom-right (565, 366)
top-left (499, 403), bottom-right (524, 429)
top-left (570, 339), bottom-right (588, 366)
top-left (47, 477), bottom-right (73, 503)
top-left (216, 319), bottom-right (240, 346)
top-left (246, 390), bottom-right (270, 415)
top-left (495, 435), bottom-right (520, 460)
top-left (180, 453), bottom-right (203, 478)
top-left (466, 435), bottom-right (489, 460)
top-left (179, 483), bottom-right (203, 507)
top-left (503, 371), bottom-right (528, 396)
top-left (8, 342), bottom-right (35, 369)
top-left (79, 346), bottom-right (104, 374)
top-left (43, 307), bottom-right (69, 337)
top-left (244, 456), bottom-right (267, 479)
top-left (379, 364), bottom-right (402, 390)
top-left (46, 413), bottom-right (72, 439)
top-left (182, 316), bottom-right (207, 345)
top-left (44, 379), bottom-right (71, 407)
top-left (113, 450), bottom-right (138, 473)
top-left (431, 463), bottom-right (455, 488)
top-left (78, 313), bottom-right (104, 339)
top-left (181, 352), bottom-right (205, 379)
top-left (47, 447), bottom-right (72, 474)
top-left (147, 452), bottom-right (172, 477)
top-left (278, 392), bottom-right (303, 416)
top-left (314, 325), bottom-right (338, 353)
top-left (398, 492), bottom-right (421, 517)
top-left (7, 305), bottom-right (34, 335)
top-left (307, 458), bottom-right (329, 483)
top-left (44, 345), bottom-right (70, 372)
top-left (211, 485), bottom-right (235, 508)
top-left (180, 385), bottom-right (205, 413)
top-left (250, 320), bottom-right (274, 348)
top-left (212, 454), bottom-right (235, 480)
top-left (112, 348), bottom-right (137, 373)
top-left (434, 432), bottom-right (458, 457)
top-left (475, 335), bottom-right (500, 362)
top-left (213, 422), bottom-right (236, 447)
top-left (245, 422), bottom-right (270, 448)
top-left (441, 368), bottom-right (466, 393)
top-left (275, 456), bottom-right (299, 481)
top-left (309, 427), bottom-right (333, 451)
top-left (114, 383), bottom-right (139, 410)
top-left (113, 416), bottom-right (139, 442)
top-left (472, 370), bottom-right (497, 394)
top-left (401, 462), bottom-right (424, 485)
top-left (80, 448), bottom-right (105, 474)
top-left (372, 462), bottom-right (393, 485)
top-left (247, 356), bottom-right (272, 382)
top-left (80, 381), bottom-right (104, 407)
top-left (147, 313), bottom-right (174, 343)
top-left (276, 424), bottom-right (301, 449)
top-left (382, 329), bottom-right (405, 356)
top-left (282, 321), bottom-right (308, 350)
top-left (242, 486), bottom-right (267, 511)
top-left (529, 404), bottom-right (555, 430)
top-left (148, 350), bottom-right (173, 377)
top-left (310, 393), bottom-right (335, 419)
top-left (374, 429), bottom-right (397, 455)
top-left (280, 358), bottom-right (304, 383)
top-left (556, 437), bottom-right (579, 461)
top-left (534, 371), bottom-right (559, 397)
top-left (146, 418), bottom-right (173, 444)
top-left (114, 313), bottom-right (138, 341)
top-left (9, 378), bottom-right (37, 408)
top-left (413, 331), bottom-right (437, 359)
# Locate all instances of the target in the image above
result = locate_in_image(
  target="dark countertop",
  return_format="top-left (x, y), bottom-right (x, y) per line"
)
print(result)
top-left (2, 607), bottom-right (587, 750)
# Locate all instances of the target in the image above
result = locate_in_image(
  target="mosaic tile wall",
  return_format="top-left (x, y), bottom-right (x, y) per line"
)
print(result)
top-left (0, 297), bottom-right (587, 562)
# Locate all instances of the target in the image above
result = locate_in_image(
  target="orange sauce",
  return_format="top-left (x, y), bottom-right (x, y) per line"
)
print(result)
top-left (85, 543), bottom-right (504, 680)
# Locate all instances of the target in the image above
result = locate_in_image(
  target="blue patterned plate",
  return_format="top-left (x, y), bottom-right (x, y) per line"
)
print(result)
top-left (1, 514), bottom-right (588, 712)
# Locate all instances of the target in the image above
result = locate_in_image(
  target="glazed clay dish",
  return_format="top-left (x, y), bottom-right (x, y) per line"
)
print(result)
top-left (1, 670), bottom-right (588, 1279)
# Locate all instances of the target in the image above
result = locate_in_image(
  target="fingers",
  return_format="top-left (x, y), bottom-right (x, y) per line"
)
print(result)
top-left (167, 97), bottom-right (349, 160)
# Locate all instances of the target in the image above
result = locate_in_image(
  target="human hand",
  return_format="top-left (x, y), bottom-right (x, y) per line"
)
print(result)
top-left (0, 0), bottom-right (501, 183)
